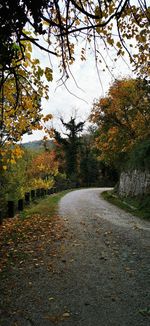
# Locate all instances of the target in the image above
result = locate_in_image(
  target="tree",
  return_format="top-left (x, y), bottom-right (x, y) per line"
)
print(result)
top-left (0, 40), bottom-right (53, 168)
top-left (126, 138), bottom-right (150, 171)
top-left (79, 133), bottom-right (101, 187)
top-left (0, 36), bottom-right (54, 215)
top-left (54, 117), bottom-right (85, 181)
top-left (0, 148), bottom-right (30, 216)
top-left (26, 150), bottom-right (59, 190)
top-left (90, 77), bottom-right (150, 166)
top-left (79, 130), bottom-right (118, 187)
top-left (1, 0), bottom-right (149, 89)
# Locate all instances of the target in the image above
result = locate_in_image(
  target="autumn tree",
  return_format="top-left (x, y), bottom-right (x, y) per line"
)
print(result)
top-left (90, 77), bottom-right (150, 167)
top-left (1, 0), bottom-right (149, 93)
top-left (1, 1), bottom-right (149, 170)
top-left (0, 147), bottom-right (32, 216)
top-left (0, 38), bottom-right (53, 216)
top-left (0, 39), bottom-right (53, 169)
top-left (26, 150), bottom-right (59, 190)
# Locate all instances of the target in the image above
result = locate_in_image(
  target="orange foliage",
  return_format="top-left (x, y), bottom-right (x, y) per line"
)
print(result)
top-left (90, 78), bottom-right (150, 163)
top-left (27, 150), bottom-right (59, 189)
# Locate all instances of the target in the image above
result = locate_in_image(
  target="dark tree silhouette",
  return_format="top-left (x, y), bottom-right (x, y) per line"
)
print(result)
top-left (54, 117), bottom-right (85, 179)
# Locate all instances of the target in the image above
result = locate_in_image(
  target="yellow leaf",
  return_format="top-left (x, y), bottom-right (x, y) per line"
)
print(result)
top-left (48, 297), bottom-right (55, 301)
top-left (10, 159), bottom-right (16, 164)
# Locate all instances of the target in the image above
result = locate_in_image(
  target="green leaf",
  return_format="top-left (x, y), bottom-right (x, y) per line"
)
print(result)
top-left (45, 67), bottom-right (53, 82)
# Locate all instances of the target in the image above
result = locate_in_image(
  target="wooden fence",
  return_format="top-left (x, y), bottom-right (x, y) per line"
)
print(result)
top-left (0, 185), bottom-right (67, 225)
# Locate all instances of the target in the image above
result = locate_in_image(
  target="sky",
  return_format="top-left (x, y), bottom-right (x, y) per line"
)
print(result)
top-left (22, 38), bottom-right (134, 143)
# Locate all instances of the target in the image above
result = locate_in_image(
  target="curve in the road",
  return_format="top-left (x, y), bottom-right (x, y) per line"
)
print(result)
top-left (59, 188), bottom-right (150, 231)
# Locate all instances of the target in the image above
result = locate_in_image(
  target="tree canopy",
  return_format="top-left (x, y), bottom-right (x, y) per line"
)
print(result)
top-left (90, 77), bottom-right (150, 166)
top-left (1, 0), bottom-right (150, 82)
top-left (1, 1), bottom-right (149, 152)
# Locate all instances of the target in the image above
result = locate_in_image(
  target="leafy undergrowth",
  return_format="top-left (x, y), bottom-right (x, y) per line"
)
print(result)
top-left (0, 191), bottom-right (70, 275)
top-left (102, 190), bottom-right (150, 220)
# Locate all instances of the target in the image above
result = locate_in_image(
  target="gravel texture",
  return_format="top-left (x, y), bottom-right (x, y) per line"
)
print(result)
top-left (0, 188), bottom-right (150, 326)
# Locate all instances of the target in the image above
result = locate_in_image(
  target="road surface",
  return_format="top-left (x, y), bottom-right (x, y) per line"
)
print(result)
top-left (0, 188), bottom-right (149, 326)
top-left (58, 188), bottom-right (150, 326)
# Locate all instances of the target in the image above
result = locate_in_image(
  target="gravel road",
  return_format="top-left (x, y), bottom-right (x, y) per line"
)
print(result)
top-left (0, 188), bottom-right (149, 326)
top-left (58, 188), bottom-right (150, 326)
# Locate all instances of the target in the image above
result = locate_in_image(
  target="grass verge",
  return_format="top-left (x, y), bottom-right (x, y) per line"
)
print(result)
top-left (101, 190), bottom-right (150, 220)
top-left (20, 190), bottom-right (70, 219)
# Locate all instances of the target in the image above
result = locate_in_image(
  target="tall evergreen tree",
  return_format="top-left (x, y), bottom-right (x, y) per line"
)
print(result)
top-left (54, 117), bottom-right (85, 182)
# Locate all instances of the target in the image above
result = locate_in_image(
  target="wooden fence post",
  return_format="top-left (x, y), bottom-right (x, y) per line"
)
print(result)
top-left (25, 192), bottom-right (30, 205)
top-left (41, 188), bottom-right (44, 197)
top-left (8, 201), bottom-right (15, 218)
top-left (18, 199), bottom-right (24, 211)
top-left (0, 210), bottom-right (2, 225)
top-left (31, 190), bottom-right (35, 200)
top-left (36, 189), bottom-right (41, 197)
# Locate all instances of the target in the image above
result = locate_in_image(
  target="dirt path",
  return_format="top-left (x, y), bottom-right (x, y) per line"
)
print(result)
top-left (0, 188), bottom-right (150, 325)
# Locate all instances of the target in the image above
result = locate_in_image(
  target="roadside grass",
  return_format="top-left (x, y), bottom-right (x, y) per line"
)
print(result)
top-left (101, 190), bottom-right (150, 220)
top-left (0, 190), bottom-right (70, 275)
top-left (20, 190), bottom-right (70, 219)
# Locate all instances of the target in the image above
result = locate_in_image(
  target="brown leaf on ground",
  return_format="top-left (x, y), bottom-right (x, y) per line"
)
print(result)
top-left (45, 311), bottom-right (70, 323)
top-left (0, 214), bottom-right (65, 272)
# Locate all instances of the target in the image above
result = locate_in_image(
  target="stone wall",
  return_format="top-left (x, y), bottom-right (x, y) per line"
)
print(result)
top-left (118, 170), bottom-right (150, 197)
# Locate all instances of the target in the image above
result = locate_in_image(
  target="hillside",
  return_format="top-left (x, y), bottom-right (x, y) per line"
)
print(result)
top-left (22, 140), bottom-right (54, 151)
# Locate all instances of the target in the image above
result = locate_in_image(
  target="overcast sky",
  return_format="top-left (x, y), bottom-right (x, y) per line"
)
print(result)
top-left (22, 40), bottom-right (135, 143)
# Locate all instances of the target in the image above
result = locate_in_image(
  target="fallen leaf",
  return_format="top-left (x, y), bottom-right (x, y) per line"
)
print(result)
top-left (62, 312), bottom-right (70, 317)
